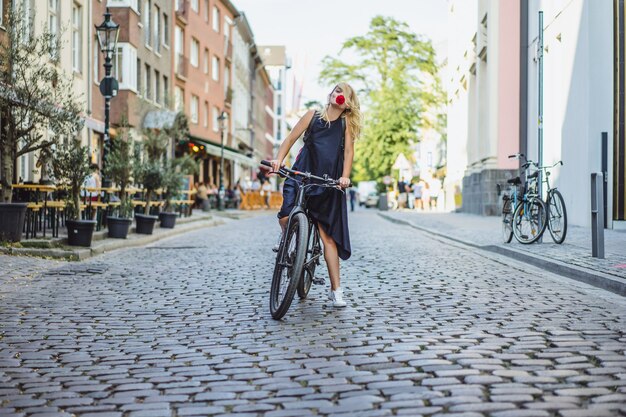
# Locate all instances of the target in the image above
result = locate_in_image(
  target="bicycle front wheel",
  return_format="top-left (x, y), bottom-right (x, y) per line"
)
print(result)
top-left (270, 212), bottom-right (308, 320)
top-left (512, 198), bottom-right (547, 244)
top-left (297, 223), bottom-right (318, 299)
top-left (547, 190), bottom-right (567, 244)
top-left (501, 197), bottom-right (513, 244)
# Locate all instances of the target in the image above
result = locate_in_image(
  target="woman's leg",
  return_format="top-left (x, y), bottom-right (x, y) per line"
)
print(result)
top-left (278, 216), bottom-right (288, 233)
top-left (318, 224), bottom-right (340, 290)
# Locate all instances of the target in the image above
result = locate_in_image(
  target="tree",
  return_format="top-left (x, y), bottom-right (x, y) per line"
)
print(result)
top-left (133, 129), bottom-right (168, 215)
top-left (0, 6), bottom-right (84, 202)
top-left (51, 139), bottom-right (92, 221)
top-left (319, 16), bottom-right (445, 182)
top-left (104, 121), bottom-right (134, 218)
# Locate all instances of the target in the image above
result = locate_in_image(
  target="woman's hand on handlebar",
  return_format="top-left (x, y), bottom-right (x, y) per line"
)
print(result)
top-left (268, 159), bottom-right (284, 175)
top-left (338, 177), bottom-right (351, 189)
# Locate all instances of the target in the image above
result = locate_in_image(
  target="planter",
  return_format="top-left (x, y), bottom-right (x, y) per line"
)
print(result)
top-left (0, 203), bottom-right (28, 242)
top-left (135, 213), bottom-right (158, 235)
top-left (107, 217), bottom-right (132, 239)
top-left (66, 219), bottom-right (96, 247)
top-left (159, 212), bottom-right (177, 229)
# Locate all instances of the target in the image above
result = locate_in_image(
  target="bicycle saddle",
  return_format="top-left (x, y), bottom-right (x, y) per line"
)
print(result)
top-left (507, 177), bottom-right (521, 185)
top-left (527, 171), bottom-right (539, 179)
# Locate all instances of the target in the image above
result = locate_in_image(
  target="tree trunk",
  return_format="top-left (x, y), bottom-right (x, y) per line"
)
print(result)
top-left (144, 190), bottom-right (151, 215)
top-left (73, 186), bottom-right (82, 220)
top-left (1, 139), bottom-right (13, 203)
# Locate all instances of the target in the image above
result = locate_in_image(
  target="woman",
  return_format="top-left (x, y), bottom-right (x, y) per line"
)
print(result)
top-left (269, 82), bottom-right (362, 308)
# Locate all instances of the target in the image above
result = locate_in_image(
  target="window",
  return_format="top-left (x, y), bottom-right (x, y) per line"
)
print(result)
top-left (212, 55), bottom-right (219, 81)
top-left (191, 95), bottom-right (199, 123)
top-left (175, 86), bottom-right (184, 112)
top-left (204, 0), bottom-right (209, 21)
top-left (204, 101), bottom-right (208, 127)
top-left (145, 64), bottom-right (151, 100)
top-left (224, 65), bottom-right (230, 95)
top-left (113, 47), bottom-right (125, 84)
top-left (144, 0), bottom-right (151, 47)
top-left (163, 13), bottom-right (169, 46)
top-left (136, 58), bottom-right (141, 94)
top-left (72, 4), bottom-right (82, 73)
top-left (212, 6), bottom-right (220, 32)
top-left (0, 0), bottom-right (4, 27)
top-left (204, 49), bottom-right (209, 74)
top-left (49, 0), bottom-right (59, 58)
top-left (191, 38), bottom-right (199, 67)
top-left (153, 5), bottom-right (160, 53)
top-left (163, 75), bottom-right (169, 106)
top-left (175, 25), bottom-right (183, 67)
top-left (212, 106), bottom-right (220, 132)
top-left (191, 0), bottom-right (198, 13)
top-left (20, 0), bottom-right (33, 42)
top-left (155, 70), bottom-right (160, 104)
top-left (93, 38), bottom-right (99, 81)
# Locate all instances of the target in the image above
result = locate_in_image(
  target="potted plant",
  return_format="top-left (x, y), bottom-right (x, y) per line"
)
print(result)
top-left (132, 129), bottom-right (167, 234)
top-left (103, 125), bottom-right (133, 239)
top-left (160, 155), bottom-right (198, 228)
top-left (0, 7), bottom-right (83, 242)
top-left (52, 139), bottom-right (95, 247)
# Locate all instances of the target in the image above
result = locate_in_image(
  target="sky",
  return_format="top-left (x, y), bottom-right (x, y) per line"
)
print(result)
top-left (233, 0), bottom-right (448, 114)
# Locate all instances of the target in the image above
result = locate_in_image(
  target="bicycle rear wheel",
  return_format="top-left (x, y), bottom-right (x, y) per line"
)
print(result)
top-left (501, 197), bottom-right (513, 244)
top-left (269, 212), bottom-right (308, 320)
top-left (512, 198), bottom-right (547, 244)
top-left (297, 223), bottom-right (319, 299)
top-left (547, 190), bottom-right (567, 244)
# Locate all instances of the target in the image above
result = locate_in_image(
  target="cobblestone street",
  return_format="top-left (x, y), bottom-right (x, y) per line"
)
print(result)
top-left (1, 211), bottom-right (625, 417)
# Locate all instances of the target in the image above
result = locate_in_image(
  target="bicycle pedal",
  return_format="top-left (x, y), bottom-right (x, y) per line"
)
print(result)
top-left (312, 277), bottom-right (326, 285)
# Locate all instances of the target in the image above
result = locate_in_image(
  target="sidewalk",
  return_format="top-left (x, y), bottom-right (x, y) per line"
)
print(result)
top-left (378, 209), bottom-right (626, 296)
top-left (0, 209), bottom-right (268, 261)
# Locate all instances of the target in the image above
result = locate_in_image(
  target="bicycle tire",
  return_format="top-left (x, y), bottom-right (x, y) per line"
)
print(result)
top-left (269, 212), bottom-right (308, 320)
top-left (512, 197), bottom-right (548, 244)
top-left (502, 197), bottom-right (513, 244)
top-left (297, 223), bottom-right (318, 299)
top-left (547, 190), bottom-right (567, 244)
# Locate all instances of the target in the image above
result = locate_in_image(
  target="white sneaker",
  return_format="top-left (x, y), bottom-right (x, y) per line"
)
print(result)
top-left (272, 231), bottom-right (283, 252)
top-left (330, 287), bottom-right (347, 308)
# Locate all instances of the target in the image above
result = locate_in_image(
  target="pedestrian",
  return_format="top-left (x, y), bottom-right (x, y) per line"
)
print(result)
top-left (406, 182), bottom-right (414, 210)
top-left (81, 164), bottom-right (101, 220)
top-left (413, 179), bottom-right (423, 210)
top-left (348, 186), bottom-right (357, 212)
top-left (429, 175), bottom-right (442, 211)
top-left (421, 181), bottom-right (431, 211)
top-left (261, 179), bottom-right (272, 209)
top-left (197, 182), bottom-right (209, 211)
top-left (269, 82), bottom-right (362, 308)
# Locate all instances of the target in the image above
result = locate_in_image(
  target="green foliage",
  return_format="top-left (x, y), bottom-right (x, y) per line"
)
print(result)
top-left (133, 129), bottom-right (168, 214)
top-left (319, 15), bottom-right (445, 182)
top-left (162, 154), bottom-right (198, 212)
top-left (104, 123), bottom-right (134, 218)
top-left (0, 4), bottom-right (84, 202)
top-left (52, 139), bottom-right (92, 220)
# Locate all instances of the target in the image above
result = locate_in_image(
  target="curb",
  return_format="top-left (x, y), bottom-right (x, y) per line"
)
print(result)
top-left (378, 212), bottom-right (626, 297)
top-left (0, 218), bottom-right (224, 261)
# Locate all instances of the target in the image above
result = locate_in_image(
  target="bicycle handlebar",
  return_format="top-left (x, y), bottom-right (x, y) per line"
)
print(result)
top-left (260, 160), bottom-right (342, 186)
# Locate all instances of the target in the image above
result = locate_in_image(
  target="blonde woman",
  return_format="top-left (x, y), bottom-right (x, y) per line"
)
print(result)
top-left (269, 82), bottom-right (362, 308)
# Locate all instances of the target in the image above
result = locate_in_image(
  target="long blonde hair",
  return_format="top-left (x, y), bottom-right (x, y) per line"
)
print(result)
top-left (319, 82), bottom-right (362, 141)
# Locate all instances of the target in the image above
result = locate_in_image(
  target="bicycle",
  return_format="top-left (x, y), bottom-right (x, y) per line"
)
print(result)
top-left (261, 160), bottom-right (342, 320)
top-left (506, 154), bottom-right (548, 244)
top-left (525, 160), bottom-right (568, 244)
top-left (500, 172), bottom-right (523, 244)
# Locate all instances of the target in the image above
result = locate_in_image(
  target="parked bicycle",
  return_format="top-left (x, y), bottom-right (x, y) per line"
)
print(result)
top-left (526, 159), bottom-right (568, 244)
top-left (261, 160), bottom-right (341, 320)
top-left (501, 154), bottom-right (548, 244)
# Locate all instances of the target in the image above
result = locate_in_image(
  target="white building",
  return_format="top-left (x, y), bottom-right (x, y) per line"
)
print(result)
top-left (523, 0), bottom-right (618, 229)
top-left (258, 45), bottom-right (289, 158)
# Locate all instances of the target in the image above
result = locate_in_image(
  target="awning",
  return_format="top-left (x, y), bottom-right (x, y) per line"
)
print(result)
top-left (188, 135), bottom-right (256, 167)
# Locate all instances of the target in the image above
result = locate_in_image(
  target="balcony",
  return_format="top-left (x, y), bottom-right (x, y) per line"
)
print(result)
top-left (176, 54), bottom-right (189, 80)
top-left (175, 0), bottom-right (189, 24)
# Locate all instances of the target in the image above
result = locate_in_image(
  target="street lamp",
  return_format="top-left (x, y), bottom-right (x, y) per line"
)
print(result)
top-left (95, 8), bottom-right (120, 187)
top-left (217, 111), bottom-right (228, 211)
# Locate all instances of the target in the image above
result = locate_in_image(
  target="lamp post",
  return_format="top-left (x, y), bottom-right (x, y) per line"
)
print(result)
top-left (95, 8), bottom-right (120, 187)
top-left (217, 111), bottom-right (227, 211)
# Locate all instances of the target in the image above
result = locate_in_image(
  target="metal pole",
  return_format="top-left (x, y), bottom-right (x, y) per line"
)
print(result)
top-left (102, 54), bottom-right (112, 188)
top-left (601, 132), bottom-right (608, 228)
top-left (538, 11), bottom-right (544, 200)
top-left (218, 122), bottom-right (225, 211)
top-left (591, 173), bottom-right (605, 258)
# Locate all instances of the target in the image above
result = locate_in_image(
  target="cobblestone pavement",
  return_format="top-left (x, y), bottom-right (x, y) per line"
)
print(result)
top-left (1, 210), bottom-right (626, 417)
top-left (380, 210), bottom-right (626, 281)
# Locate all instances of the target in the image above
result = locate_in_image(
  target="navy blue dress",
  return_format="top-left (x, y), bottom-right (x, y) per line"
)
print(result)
top-left (278, 112), bottom-right (351, 260)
